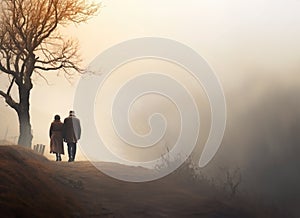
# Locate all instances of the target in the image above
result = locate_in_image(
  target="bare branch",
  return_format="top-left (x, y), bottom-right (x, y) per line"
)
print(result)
top-left (35, 64), bottom-right (63, 71)
top-left (0, 90), bottom-right (19, 111)
top-left (33, 71), bottom-right (51, 85)
top-left (7, 76), bottom-right (16, 96)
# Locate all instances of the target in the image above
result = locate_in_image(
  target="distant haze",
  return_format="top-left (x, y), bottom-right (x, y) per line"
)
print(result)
top-left (1, 0), bottom-right (299, 177)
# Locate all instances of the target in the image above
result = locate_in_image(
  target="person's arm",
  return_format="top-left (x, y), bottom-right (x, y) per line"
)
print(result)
top-left (78, 119), bottom-right (81, 140)
top-left (49, 123), bottom-right (53, 138)
top-left (62, 119), bottom-right (66, 142)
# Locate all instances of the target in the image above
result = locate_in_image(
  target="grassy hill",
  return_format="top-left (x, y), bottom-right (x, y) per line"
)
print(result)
top-left (0, 145), bottom-right (288, 217)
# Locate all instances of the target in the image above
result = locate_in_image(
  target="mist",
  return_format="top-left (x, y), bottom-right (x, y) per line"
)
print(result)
top-left (196, 70), bottom-right (300, 211)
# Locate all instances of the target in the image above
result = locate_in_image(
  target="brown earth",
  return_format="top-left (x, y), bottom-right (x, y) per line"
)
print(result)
top-left (0, 145), bottom-right (288, 217)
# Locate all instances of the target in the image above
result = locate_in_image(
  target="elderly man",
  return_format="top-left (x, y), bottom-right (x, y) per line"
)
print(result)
top-left (63, 110), bottom-right (81, 162)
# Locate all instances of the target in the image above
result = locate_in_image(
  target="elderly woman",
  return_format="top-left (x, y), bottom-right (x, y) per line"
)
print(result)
top-left (49, 115), bottom-right (64, 161)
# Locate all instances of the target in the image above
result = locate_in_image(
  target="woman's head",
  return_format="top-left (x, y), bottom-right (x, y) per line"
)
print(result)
top-left (54, 115), bottom-right (60, 121)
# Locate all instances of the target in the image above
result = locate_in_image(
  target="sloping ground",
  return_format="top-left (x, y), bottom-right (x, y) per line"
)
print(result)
top-left (0, 145), bottom-right (287, 218)
top-left (0, 145), bottom-right (84, 218)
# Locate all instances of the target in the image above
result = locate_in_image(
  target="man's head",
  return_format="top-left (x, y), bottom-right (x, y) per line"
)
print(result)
top-left (69, 110), bottom-right (75, 116)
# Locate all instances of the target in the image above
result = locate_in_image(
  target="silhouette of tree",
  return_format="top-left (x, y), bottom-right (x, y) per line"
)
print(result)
top-left (0, 0), bottom-right (99, 147)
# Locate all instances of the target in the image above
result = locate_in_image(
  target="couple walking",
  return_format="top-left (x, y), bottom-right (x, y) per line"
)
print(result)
top-left (49, 111), bottom-right (81, 162)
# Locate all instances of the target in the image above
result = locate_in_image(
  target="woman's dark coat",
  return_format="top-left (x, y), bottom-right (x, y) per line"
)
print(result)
top-left (49, 121), bottom-right (64, 154)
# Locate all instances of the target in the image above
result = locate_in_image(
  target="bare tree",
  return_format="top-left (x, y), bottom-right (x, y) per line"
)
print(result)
top-left (0, 0), bottom-right (99, 147)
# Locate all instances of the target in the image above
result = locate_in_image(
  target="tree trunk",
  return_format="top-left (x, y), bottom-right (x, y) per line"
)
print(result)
top-left (17, 110), bottom-right (33, 147)
top-left (17, 86), bottom-right (33, 147)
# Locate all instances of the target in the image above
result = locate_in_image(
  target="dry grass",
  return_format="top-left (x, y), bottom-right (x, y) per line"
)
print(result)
top-left (0, 145), bottom-right (288, 217)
